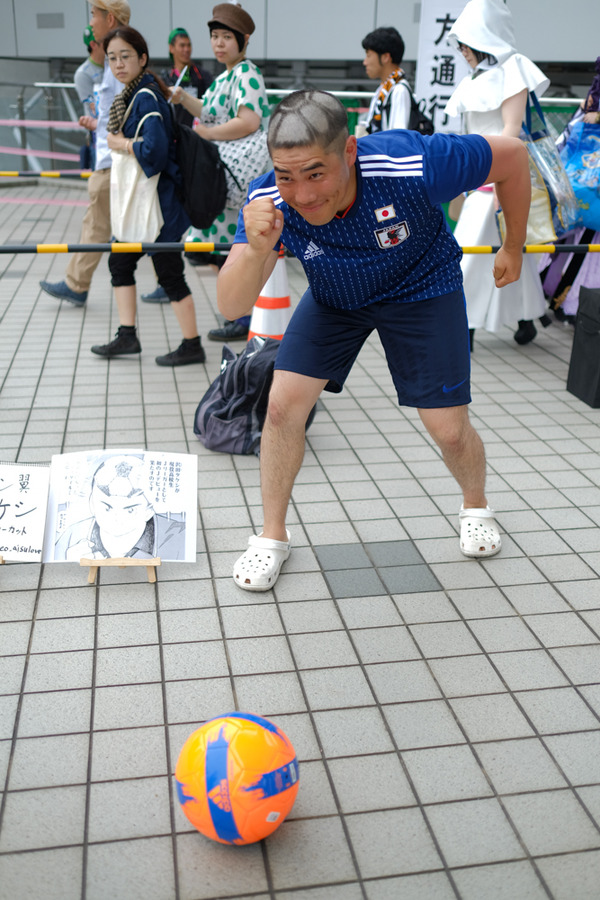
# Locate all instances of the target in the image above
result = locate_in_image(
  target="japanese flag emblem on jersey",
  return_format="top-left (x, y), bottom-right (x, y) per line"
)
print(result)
top-left (374, 220), bottom-right (410, 249)
top-left (375, 204), bottom-right (396, 222)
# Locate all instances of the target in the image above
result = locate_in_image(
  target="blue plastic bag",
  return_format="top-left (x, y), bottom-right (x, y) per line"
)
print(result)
top-left (560, 120), bottom-right (600, 231)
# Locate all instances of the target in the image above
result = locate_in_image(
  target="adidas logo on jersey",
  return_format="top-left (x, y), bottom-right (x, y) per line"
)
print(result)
top-left (303, 241), bottom-right (324, 260)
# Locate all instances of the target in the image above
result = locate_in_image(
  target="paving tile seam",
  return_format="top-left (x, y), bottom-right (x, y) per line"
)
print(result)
top-left (6, 727), bottom-right (600, 756)
top-left (2, 770), bottom-right (600, 802)
top-left (5, 640), bottom-right (600, 661)
top-left (6, 673), bottom-right (600, 695)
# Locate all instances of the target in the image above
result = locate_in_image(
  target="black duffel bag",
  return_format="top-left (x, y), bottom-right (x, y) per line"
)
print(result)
top-left (194, 336), bottom-right (316, 457)
top-left (567, 287), bottom-right (600, 408)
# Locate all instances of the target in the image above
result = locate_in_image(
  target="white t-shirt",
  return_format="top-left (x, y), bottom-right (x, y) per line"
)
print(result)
top-left (363, 80), bottom-right (412, 131)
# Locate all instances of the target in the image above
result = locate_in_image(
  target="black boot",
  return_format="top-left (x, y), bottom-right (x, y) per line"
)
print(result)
top-left (91, 325), bottom-right (141, 358)
top-left (155, 336), bottom-right (206, 367)
top-left (469, 329), bottom-right (475, 353)
top-left (514, 320), bottom-right (537, 345)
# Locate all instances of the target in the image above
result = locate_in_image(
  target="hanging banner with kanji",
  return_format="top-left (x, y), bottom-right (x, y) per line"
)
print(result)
top-left (415, 1), bottom-right (468, 133)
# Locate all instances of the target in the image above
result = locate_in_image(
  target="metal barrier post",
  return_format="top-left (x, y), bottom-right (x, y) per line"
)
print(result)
top-left (16, 89), bottom-right (27, 173)
top-left (46, 89), bottom-right (56, 171)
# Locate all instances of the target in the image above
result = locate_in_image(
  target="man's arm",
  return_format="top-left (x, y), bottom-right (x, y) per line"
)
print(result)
top-left (217, 198), bottom-right (283, 321)
top-left (482, 135), bottom-right (531, 288)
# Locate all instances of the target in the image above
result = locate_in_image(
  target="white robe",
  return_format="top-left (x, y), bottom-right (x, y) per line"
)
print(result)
top-left (445, 0), bottom-right (550, 331)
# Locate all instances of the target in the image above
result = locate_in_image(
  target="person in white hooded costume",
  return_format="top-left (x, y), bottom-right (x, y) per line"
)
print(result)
top-left (445, 0), bottom-right (550, 346)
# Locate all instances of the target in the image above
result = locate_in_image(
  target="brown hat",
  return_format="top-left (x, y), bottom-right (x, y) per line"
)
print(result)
top-left (88, 0), bottom-right (131, 26)
top-left (208, 3), bottom-right (255, 36)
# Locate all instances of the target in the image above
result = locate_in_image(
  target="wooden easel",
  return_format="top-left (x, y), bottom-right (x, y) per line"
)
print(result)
top-left (80, 556), bottom-right (161, 584)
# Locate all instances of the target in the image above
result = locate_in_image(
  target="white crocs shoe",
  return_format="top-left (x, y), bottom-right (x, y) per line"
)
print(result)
top-left (459, 506), bottom-right (502, 558)
top-left (233, 531), bottom-right (291, 591)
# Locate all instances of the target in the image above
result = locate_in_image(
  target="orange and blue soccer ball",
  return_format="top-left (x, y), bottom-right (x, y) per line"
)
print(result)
top-left (175, 712), bottom-right (300, 845)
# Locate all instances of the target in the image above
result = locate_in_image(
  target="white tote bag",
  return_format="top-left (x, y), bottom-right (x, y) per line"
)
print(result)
top-left (110, 101), bottom-right (164, 243)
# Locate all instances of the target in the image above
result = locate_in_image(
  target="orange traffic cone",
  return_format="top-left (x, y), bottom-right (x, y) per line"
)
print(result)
top-left (248, 248), bottom-right (292, 340)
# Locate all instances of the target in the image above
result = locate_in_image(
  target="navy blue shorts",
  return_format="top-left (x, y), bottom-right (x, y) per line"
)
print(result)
top-left (274, 288), bottom-right (471, 408)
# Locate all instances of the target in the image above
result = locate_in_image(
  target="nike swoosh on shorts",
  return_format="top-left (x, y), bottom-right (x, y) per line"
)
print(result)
top-left (442, 377), bottom-right (468, 393)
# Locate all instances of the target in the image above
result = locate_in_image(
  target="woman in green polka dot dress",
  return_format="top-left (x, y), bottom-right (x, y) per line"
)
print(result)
top-left (171, 3), bottom-right (270, 339)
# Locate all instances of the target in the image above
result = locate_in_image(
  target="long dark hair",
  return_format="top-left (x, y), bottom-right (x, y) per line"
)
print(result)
top-left (104, 26), bottom-right (171, 100)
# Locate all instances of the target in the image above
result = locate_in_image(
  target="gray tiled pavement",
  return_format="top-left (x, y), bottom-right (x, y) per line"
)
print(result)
top-left (1, 180), bottom-right (600, 899)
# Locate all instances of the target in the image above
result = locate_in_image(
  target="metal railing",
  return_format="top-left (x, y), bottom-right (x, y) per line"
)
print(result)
top-left (0, 78), bottom-right (582, 175)
top-left (0, 80), bottom-right (84, 172)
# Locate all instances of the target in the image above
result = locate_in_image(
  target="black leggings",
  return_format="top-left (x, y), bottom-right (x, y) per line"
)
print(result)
top-left (109, 251), bottom-right (190, 302)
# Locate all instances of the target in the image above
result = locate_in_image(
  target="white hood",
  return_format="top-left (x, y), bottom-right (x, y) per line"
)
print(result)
top-left (445, 0), bottom-right (550, 117)
top-left (448, 0), bottom-right (516, 66)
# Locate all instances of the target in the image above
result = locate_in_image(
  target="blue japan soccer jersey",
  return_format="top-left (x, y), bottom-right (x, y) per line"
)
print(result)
top-left (235, 131), bottom-right (492, 310)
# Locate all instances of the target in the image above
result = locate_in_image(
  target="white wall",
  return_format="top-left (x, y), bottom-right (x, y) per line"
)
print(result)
top-left (2, 0), bottom-right (597, 65)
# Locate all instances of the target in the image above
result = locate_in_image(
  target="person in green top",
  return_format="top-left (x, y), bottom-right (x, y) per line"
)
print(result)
top-left (170, 2), bottom-right (270, 341)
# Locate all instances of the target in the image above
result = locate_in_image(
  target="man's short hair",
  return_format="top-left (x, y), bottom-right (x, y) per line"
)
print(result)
top-left (361, 26), bottom-right (405, 65)
top-left (268, 90), bottom-right (349, 156)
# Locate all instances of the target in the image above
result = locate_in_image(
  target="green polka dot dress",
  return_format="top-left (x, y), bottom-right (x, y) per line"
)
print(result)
top-left (187, 60), bottom-right (271, 253)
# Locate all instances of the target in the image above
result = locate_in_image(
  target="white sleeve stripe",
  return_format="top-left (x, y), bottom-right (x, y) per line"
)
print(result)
top-left (361, 161), bottom-right (422, 171)
top-left (359, 153), bottom-right (423, 164)
top-left (361, 170), bottom-right (422, 178)
top-left (248, 185), bottom-right (282, 203)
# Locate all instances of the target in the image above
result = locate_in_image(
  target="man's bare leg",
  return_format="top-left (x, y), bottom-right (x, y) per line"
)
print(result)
top-left (260, 371), bottom-right (327, 542)
top-left (418, 405), bottom-right (487, 508)
top-left (418, 404), bottom-right (500, 556)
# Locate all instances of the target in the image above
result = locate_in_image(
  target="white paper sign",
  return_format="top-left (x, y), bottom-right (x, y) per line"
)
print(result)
top-left (0, 463), bottom-right (50, 561)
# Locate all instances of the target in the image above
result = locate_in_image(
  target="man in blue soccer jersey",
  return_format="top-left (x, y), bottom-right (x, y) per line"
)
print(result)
top-left (217, 90), bottom-right (531, 592)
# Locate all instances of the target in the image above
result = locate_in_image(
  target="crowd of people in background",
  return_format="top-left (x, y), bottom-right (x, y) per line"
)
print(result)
top-left (39, 0), bottom-right (273, 361)
top-left (35, 0), bottom-right (598, 372)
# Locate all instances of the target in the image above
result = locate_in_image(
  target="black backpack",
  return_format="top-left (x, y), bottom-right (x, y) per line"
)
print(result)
top-left (193, 336), bottom-right (316, 456)
top-left (372, 78), bottom-right (435, 134)
top-left (407, 94), bottom-right (435, 136)
top-left (389, 82), bottom-right (434, 136)
top-left (171, 116), bottom-right (236, 229)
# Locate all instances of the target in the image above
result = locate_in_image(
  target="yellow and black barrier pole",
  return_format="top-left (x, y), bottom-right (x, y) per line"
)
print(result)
top-left (0, 170), bottom-right (92, 179)
top-left (0, 242), bottom-right (600, 255)
top-left (461, 245), bottom-right (600, 254)
top-left (0, 241), bottom-right (225, 255)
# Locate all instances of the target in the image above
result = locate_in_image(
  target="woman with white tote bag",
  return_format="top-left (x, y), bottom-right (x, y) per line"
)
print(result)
top-left (91, 25), bottom-right (205, 367)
